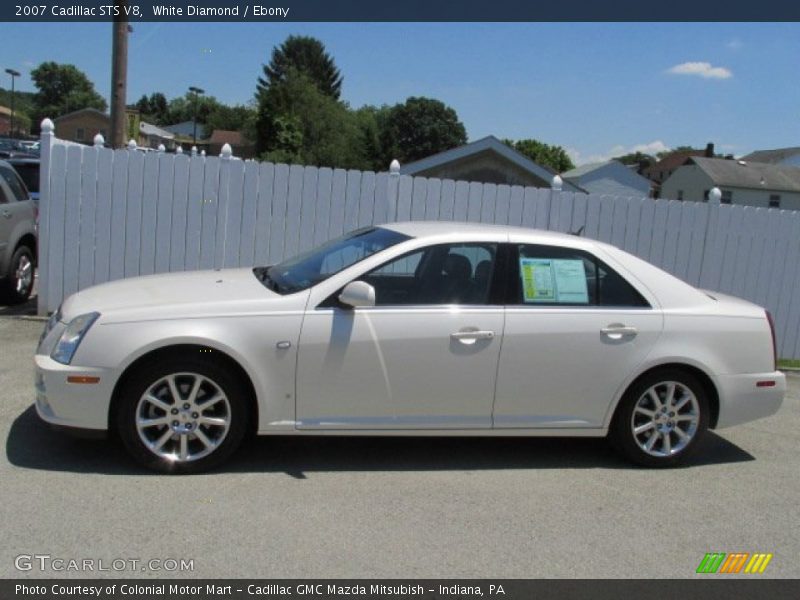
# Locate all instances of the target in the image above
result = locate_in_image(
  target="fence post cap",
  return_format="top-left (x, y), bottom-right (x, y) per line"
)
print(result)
top-left (41, 118), bottom-right (55, 134)
top-left (201, 149), bottom-right (206, 157)
top-left (551, 174), bottom-right (563, 191)
top-left (157, 143), bottom-right (165, 153)
top-left (191, 146), bottom-right (198, 155)
top-left (709, 187), bottom-right (722, 204)
top-left (176, 146), bottom-right (184, 154)
top-left (220, 143), bottom-right (232, 158)
top-left (127, 139), bottom-right (137, 150)
top-left (93, 133), bottom-right (105, 147)
top-left (389, 159), bottom-right (400, 175)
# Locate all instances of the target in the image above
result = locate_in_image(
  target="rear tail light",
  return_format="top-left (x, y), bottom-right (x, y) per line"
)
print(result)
top-left (765, 310), bottom-right (777, 371)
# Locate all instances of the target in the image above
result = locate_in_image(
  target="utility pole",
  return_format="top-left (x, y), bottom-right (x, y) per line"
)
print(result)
top-left (110, 0), bottom-right (128, 148)
top-left (4, 69), bottom-right (20, 138)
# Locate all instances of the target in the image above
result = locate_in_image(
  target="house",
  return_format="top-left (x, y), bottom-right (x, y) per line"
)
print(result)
top-left (661, 156), bottom-right (800, 210)
top-left (740, 147), bottom-right (800, 168)
top-left (643, 143), bottom-right (715, 197)
top-left (163, 120), bottom-right (207, 143)
top-left (399, 135), bottom-right (581, 191)
top-left (139, 121), bottom-right (175, 150)
top-left (561, 160), bottom-right (652, 198)
top-left (0, 105), bottom-right (28, 136)
top-left (53, 108), bottom-right (110, 144)
top-left (207, 129), bottom-right (255, 158)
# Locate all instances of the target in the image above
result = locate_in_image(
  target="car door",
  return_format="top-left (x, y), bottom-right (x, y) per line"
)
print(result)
top-left (0, 174), bottom-right (24, 258)
top-left (493, 242), bottom-right (663, 430)
top-left (296, 242), bottom-right (505, 429)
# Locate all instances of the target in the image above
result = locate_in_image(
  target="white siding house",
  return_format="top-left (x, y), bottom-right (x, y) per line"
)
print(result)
top-left (662, 157), bottom-right (800, 210)
top-left (561, 160), bottom-right (652, 198)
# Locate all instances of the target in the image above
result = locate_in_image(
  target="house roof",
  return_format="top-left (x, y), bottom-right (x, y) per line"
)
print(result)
top-left (399, 135), bottom-right (581, 191)
top-left (740, 147), bottom-right (800, 164)
top-left (208, 129), bottom-right (246, 146)
top-left (163, 120), bottom-right (207, 140)
top-left (0, 105), bottom-right (12, 116)
top-left (689, 157), bottom-right (800, 193)
top-left (139, 121), bottom-right (174, 140)
top-left (53, 108), bottom-right (108, 121)
top-left (643, 150), bottom-right (706, 175)
top-left (561, 160), bottom-right (616, 179)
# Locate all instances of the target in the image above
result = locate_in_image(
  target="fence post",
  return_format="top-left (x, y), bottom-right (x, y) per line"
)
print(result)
top-left (548, 174), bottom-right (563, 231)
top-left (191, 146), bottom-right (197, 156)
top-left (93, 133), bottom-right (104, 148)
top-left (36, 118), bottom-right (55, 315)
top-left (388, 159), bottom-right (400, 222)
top-left (697, 187), bottom-right (722, 286)
top-left (217, 143), bottom-right (233, 268)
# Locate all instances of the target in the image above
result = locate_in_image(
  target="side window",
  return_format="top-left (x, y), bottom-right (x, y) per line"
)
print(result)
top-left (0, 181), bottom-right (8, 204)
top-left (361, 243), bottom-right (498, 306)
top-left (513, 244), bottom-right (649, 308)
top-left (0, 166), bottom-right (28, 202)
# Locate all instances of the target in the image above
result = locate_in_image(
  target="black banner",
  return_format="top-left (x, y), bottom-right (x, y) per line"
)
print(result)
top-left (2, 0), bottom-right (800, 22)
top-left (3, 580), bottom-right (800, 600)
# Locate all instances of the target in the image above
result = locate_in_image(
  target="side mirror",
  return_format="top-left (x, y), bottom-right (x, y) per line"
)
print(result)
top-left (338, 281), bottom-right (376, 308)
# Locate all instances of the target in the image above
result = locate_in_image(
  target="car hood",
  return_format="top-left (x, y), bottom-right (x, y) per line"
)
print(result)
top-left (60, 268), bottom-right (308, 323)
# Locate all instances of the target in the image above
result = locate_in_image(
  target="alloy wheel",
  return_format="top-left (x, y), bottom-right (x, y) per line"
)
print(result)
top-left (630, 380), bottom-right (700, 457)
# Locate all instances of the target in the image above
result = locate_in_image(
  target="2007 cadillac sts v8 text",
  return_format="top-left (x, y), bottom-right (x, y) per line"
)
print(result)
top-left (35, 222), bottom-right (785, 472)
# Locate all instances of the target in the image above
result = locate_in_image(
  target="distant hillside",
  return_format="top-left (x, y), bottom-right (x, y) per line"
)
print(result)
top-left (0, 87), bottom-right (35, 116)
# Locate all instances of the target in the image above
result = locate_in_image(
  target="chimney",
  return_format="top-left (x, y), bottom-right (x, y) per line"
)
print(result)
top-left (705, 143), bottom-right (714, 157)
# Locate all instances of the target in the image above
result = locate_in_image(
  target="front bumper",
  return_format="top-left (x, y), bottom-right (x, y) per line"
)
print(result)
top-left (715, 371), bottom-right (786, 429)
top-left (34, 354), bottom-right (114, 431)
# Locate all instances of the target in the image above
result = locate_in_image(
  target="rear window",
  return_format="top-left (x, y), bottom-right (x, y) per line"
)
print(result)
top-left (512, 244), bottom-right (649, 308)
top-left (10, 163), bottom-right (38, 193)
top-left (0, 165), bottom-right (29, 201)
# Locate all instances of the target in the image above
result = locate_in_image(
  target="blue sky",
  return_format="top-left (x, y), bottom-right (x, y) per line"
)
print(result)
top-left (1, 22), bottom-right (798, 164)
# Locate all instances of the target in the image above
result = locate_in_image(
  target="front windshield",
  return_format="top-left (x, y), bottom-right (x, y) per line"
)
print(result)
top-left (254, 226), bottom-right (410, 294)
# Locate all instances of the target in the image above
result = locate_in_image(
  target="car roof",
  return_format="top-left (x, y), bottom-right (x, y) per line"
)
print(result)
top-left (380, 220), bottom-right (587, 244)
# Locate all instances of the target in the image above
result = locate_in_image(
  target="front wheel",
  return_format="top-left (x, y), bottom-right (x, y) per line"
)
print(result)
top-left (611, 369), bottom-right (709, 467)
top-left (116, 356), bottom-right (250, 473)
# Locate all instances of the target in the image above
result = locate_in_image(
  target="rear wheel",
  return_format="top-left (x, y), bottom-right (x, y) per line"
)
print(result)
top-left (0, 245), bottom-right (35, 304)
top-left (116, 355), bottom-right (250, 473)
top-left (612, 369), bottom-right (709, 467)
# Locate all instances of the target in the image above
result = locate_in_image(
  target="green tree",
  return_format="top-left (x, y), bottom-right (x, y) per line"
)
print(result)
top-left (613, 151), bottom-right (656, 169)
top-left (133, 92), bottom-right (168, 124)
top-left (206, 104), bottom-right (257, 134)
top-left (256, 70), bottom-right (366, 169)
top-left (655, 146), bottom-right (692, 160)
top-left (257, 35), bottom-right (343, 100)
top-left (29, 62), bottom-right (106, 123)
top-left (379, 97), bottom-right (467, 166)
top-left (502, 138), bottom-right (575, 172)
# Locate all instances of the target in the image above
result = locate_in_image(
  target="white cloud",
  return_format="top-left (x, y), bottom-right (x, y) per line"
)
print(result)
top-left (726, 39), bottom-right (743, 50)
top-left (666, 61), bottom-right (733, 79)
top-left (568, 140), bottom-right (671, 166)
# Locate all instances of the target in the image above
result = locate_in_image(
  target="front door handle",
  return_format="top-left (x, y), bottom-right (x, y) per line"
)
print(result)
top-left (1, 209), bottom-right (11, 219)
top-left (601, 324), bottom-right (638, 339)
top-left (451, 330), bottom-right (495, 344)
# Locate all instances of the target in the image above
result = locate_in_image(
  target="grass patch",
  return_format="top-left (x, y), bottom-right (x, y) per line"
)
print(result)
top-left (778, 359), bottom-right (800, 369)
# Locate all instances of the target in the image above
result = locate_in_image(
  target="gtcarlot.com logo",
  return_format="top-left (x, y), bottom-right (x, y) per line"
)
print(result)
top-left (14, 554), bottom-right (194, 573)
top-left (696, 552), bottom-right (773, 574)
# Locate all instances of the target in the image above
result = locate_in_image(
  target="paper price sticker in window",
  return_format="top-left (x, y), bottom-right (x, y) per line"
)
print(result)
top-left (520, 258), bottom-right (555, 302)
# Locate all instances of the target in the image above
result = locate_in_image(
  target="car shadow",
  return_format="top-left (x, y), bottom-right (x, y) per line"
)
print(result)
top-left (6, 404), bottom-right (755, 477)
top-left (0, 293), bottom-right (39, 317)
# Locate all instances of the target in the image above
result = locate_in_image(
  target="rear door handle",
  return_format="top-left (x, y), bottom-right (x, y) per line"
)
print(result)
top-left (601, 324), bottom-right (638, 338)
top-left (1, 209), bottom-right (11, 219)
top-left (451, 330), bottom-right (495, 344)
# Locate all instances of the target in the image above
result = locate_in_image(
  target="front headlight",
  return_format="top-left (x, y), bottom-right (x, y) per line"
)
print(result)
top-left (51, 312), bottom-right (100, 365)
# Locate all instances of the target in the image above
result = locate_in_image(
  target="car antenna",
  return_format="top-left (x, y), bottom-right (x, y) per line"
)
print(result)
top-left (569, 226), bottom-right (585, 237)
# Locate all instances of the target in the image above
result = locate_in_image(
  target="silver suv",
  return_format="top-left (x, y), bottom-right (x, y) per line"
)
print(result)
top-left (0, 160), bottom-right (37, 304)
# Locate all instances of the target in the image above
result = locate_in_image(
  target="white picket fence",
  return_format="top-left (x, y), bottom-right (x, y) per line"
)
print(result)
top-left (37, 120), bottom-right (800, 359)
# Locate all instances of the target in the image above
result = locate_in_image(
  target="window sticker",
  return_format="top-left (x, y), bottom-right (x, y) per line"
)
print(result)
top-left (520, 258), bottom-right (555, 302)
top-left (520, 258), bottom-right (589, 304)
top-left (552, 259), bottom-right (589, 303)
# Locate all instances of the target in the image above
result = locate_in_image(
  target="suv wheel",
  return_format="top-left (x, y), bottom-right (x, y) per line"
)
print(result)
top-left (0, 245), bottom-right (35, 304)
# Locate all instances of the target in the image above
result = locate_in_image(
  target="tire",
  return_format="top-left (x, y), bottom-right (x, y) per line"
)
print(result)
top-left (116, 355), bottom-right (251, 474)
top-left (611, 368), bottom-right (709, 468)
top-left (0, 245), bottom-right (35, 305)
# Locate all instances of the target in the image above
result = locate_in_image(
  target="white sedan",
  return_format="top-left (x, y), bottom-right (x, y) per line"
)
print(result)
top-left (35, 222), bottom-right (785, 472)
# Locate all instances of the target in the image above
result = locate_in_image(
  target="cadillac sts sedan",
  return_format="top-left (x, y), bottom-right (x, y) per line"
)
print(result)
top-left (35, 222), bottom-right (786, 472)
